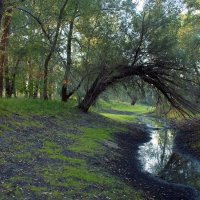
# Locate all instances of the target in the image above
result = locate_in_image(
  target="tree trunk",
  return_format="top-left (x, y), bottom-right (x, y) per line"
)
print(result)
top-left (33, 82), bottom-right (39, 99)
top-left (43, 0), bottom-right (70, 100)
top-left (43, 52), bottom-right (52, 100)
top-left (6, 57), bottom-right (21, 98)
top-left (61, 10), bottom-right (76, 102)
top-left (78, 62), bottom-right (198, 114)
top-left (0, 1), bottom-right (3, 22)
top-left (61, 80), bottom-right (68, 102)
top-left (5, 55), bottom-right (11, 97)
top-left (10, 58), bottom-right (20, 97)
top-left (78, 73), bottom-right (108, 112)
top-left (78, 66), bottom-right (134, 112)
top-left (28, 60), bottom-right (34, 98)
top-left (0, 8), bottom-right (12, 97)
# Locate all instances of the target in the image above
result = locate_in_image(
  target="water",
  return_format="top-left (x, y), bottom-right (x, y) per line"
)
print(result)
top-left (138, 117), bottom-right (200, 191)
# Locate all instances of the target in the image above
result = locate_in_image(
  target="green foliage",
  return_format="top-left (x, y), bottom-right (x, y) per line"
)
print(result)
top-left (1, 0), bottom-right (198, 113)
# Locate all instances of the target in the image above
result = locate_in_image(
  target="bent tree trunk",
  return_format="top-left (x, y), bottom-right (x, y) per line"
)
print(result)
top-left (78, 63), bottom-right (199, 114)
top-left (78, 65), bottom-right (140, 112)
top-left (78, 73), bottom-right (108, 112)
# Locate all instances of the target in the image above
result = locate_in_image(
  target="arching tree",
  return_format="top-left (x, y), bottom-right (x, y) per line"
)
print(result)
top-left (78, 0), bottom-right (199, 114)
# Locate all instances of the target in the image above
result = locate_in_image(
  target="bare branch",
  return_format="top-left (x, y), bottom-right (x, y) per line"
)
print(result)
top-left (17, 7), bottom-right (51, 42)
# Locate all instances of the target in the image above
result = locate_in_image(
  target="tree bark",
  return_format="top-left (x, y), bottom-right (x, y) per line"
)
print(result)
top-left (61, 19), bottom-right (74, 102)
top-left (0, 1), bottom-right (3, 22)
top-left (78, 65), bottom-right (137, 112)
top-left (61, 4), bottom-right (77, 102)
top-left (5, 54), bottom-right (10, 97)
top-left (28, 60), bottom-right (34, 98)
top-left (8, 57), bottom-right (20, 98)
top-left (43, 51), bottom-right (52, 100)
top-left (78, 72), bottom-right (109, 112)
top-left (0, 7), bottom-right (12, 97)
top-left (33, 82), bottom-right (39, 99)
top-left (42, 0), bottom-right (69, 100)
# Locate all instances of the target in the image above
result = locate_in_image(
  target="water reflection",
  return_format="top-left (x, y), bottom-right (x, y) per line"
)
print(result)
top-left (159, 153), bottom-right (200, 190)
top-left (138, 118), bottom-right (200, 191)
top-left (139, 118), bottom-right (174, 174)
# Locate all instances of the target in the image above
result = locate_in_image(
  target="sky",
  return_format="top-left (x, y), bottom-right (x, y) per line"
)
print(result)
top-left (132, 0), bottom-right (145, 11)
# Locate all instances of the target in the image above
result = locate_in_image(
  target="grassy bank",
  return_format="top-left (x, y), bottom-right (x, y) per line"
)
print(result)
top-left (96, 100), bottom-right (153, 122)
top-left (0, 98), bottom-right (148, 199)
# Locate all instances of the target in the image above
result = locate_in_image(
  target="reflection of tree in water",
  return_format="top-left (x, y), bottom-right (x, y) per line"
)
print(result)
top-left (139, 128), bottom-right (174, 174)
top-left (159, 153), bottom-right (200, 190)
top-left (139, 119), bottom-right (200, 190)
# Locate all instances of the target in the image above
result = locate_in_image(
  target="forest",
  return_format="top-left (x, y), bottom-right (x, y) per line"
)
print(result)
top-left (0, 0), bottom-right (199, 113)
top-left (1, 0), bottom-right (200, 200)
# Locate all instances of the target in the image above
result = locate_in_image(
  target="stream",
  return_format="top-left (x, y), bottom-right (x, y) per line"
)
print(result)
top-left (138, 117), bottom-right (200, 192)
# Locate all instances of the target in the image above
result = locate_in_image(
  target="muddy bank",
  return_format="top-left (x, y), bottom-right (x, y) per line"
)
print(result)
top-left (106, 122), bottom-right (200, 200)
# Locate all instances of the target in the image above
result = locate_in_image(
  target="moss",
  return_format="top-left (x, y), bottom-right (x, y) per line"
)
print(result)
top-left (68, 128), bottom-right (111, 155)
top-left (30, 186), bottom-right (64, 199)
top-left (0, 124), bottom-right (13, 132)
top-left (39, 141), bottom-right (85, 165)
top-left (1, 181), bottom-right (25, 199)
top-left (15, 152), bottom-right (32, 160)
top-left (21, 120), bottom-right (44, 128)
top-left (40, 165), bottom-right (142, 200)
top-left (100, 112), bottom-right (138, 122)
top-left (0, 157), bottom-right (6, 165)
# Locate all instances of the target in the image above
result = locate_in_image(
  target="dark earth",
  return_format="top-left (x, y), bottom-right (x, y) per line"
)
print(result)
top-left (0, 110), bottom-right (200, 199)
top-left (101, 110), bottom-right (200, 200)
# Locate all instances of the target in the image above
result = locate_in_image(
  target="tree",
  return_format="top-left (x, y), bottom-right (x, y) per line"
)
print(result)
top-left (0, 0), bottom-right (198, 116)
top-left (0, 5), bottom-right (12, 97)
top-left (78, 0), bottom-right (199, 114)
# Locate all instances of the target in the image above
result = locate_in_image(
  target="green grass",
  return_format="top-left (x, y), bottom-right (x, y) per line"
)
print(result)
top-left (0, 98), bottom-right (144, 199)
top-left (39, 141), bottom-right (85, 165)
top-left (97, 99), bottom-right (153, 114)
top-left (96, 100), bottom-right (152, 123)
top-left (100, 112), bottom-right (138, 122)
top-left (0, 98), bottom-right (76, 116)
top-left (33, 125), bottom-right (142, 199)
top-left (68, 127), bottom-right (111, 155)
top-left (37, 162), bottom-right (142, 199)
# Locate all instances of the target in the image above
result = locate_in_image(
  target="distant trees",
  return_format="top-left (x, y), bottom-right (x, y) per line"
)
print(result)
top-left (0, 0), bottom-right (199, 114)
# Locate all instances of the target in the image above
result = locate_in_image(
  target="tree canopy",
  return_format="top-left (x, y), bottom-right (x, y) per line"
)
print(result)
top-left (0, 0), bottom-right (199, 114)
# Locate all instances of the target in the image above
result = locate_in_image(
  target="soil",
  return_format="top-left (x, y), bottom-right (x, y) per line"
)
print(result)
top-left (1, 110), bottom-right (200, 200)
